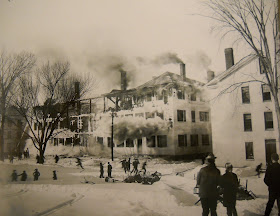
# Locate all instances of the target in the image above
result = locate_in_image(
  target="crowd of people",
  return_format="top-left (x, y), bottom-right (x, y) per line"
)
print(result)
top-left (11, 168), bottom-right (57, 182)
top-left (196, 153), bottom-right (280, 216)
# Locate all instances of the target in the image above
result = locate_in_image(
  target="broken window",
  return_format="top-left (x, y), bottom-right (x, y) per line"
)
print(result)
top-left (241, 86), bottom-right (250, 103)
top-left (177, 89), bottom-right (185, 100)
top-left (145, 112), bottom-right (154, 119)
top-left (126, 139), bottom-right (134, 147)
top-left (157, 135), bottom-right (167, 147)
top-left (190, 93), bottom-right (196, 101)
top-left (177, 110), bottom-right (186, 122)
top-left (245, 142), bottom-right (254, 159)
top-left (178, 134), bottom-right (187, 147)
top-left (190, 134), bottom-right (199, 146)
top-left (243, 114), bottom-right (252, 131)
top-left (262, 84), bottom-right (271, 101)
top-left (200, 112), bottom-right (209, 122)
top-left (146, 136), bottom-right (156, 147)
top-left (264, 112), bottom-right (273, 130)
top-left (202, 135), bottom-right (210, 145)
top-left (97, 137), bottom-right (103, 144)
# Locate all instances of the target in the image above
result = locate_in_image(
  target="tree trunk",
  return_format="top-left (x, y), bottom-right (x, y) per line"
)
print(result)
top-left (39, 145), bottom-right (45, 164)
top-left (0, 102), bottom-right (6, 161)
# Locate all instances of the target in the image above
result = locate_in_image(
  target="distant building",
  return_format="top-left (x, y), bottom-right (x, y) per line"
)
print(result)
top-left (207, 48), bottom-right (279, 167)
top-left (0, 106), bottom-right (26, 157)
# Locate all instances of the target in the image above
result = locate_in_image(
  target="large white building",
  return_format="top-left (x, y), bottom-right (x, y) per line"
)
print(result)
top-left (207, 48), bottom-right (279, 167)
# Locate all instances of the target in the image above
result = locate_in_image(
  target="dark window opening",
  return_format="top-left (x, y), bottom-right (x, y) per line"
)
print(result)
top-left (241, 86), bottom-right (250, 103)
top-left (202, 135), bottom-right (210, 145)
top-left (262, 84), bottom-right (271, 101)
top-left (97, 137), bottom-right (103, 144)
top-left (107, 137), bottom-right (115, 147)
top-left (146, 136), bottom-right (156, 148)
top-left (146, 93), bottom-right (152, 102)
top-left (200, 112), bottom-right (209, 122)
top-left (126, 139), bottom-right (134, 147)
top-left (191, 134), bottom-right (199, 146)
top-left (177, 89), bottom-right (185, 100)
top-left (190, 93), bottom-right (196, 101)
top-left (177, 110), bottom-right (186, 122)
top-left (243, 114), bottom-right (252, 131)
top-left (191, 111), bottom-right (195, 123)
top-left (178, 134), bottom-right (187, 147)
top-left (245, 142), bottom-right (254, 159)
top-left (264, 112), bottom-right (274, 130)
top-left (157, 135), bottom-right (167, 147)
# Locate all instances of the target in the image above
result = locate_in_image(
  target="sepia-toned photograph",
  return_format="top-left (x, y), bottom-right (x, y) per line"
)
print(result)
top-left (0, 0), bottom-right (280, 215)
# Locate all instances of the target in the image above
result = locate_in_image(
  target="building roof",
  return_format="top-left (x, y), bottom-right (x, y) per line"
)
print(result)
top-left (206, 54), bottom-right (258, 86)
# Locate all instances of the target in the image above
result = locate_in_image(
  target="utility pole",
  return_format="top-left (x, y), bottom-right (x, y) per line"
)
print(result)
top-left (111, 111), bottom-right (115, 161)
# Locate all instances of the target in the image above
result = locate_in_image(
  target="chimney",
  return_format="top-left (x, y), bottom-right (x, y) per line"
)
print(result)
top-left (207, 70), bottom-right (215, 82)
top-left (120, 69), bottom-right (127, 91)
top-left (180, 63), bottom-right (186, 81)
top-left (224, 48), bottom-right (234, 70)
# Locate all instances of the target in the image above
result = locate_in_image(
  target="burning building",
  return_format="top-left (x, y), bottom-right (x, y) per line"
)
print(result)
top-left (85, 63), bottom-right (212, 157)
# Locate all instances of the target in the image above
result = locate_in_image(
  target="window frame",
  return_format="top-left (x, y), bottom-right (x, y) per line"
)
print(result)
top-left (245, 142), bottom-right (254, 160)
top-left (157, 135), bottom-right (167, 148)
top-left (190, 134), bottom-right (199, 146)
top-left (243, 113), bottom-right (252, 131)
top-left (261, 84), bottom-right (271, 102)
top-left (264, 112), bottom-right (274, 130)
top-left (191, 111), bottom-right (196, 123)
top-left (177, 110), bottom-right (186, 122)
top-left (146, 136), bottom-right (156, 148)
top-left (202, 134), bottom-right (210, 146)
top-left (178, 134), bottom-right (187, 147)
top-left (241, 86), bottom-right (250, 104)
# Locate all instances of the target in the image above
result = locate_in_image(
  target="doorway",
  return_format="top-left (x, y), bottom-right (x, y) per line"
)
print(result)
top-left (265, 139), bottom-right (277, 165)
top-left (137, 138), bottom-right (142, 154)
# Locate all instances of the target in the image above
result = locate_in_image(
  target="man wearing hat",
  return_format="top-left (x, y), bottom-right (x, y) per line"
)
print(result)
top-left (264, 153), bottom-right (280, 216)
top-left (197, 153), bottom-right (221, 216)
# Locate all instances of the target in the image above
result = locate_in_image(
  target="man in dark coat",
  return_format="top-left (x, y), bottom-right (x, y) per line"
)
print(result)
top-left (19, 171), bottom-right (27, 181)
top-left (131, 159), bottom-right (140, 174)
top-left (264, 153), bottom-right (280, 216)
top-left (256, 163), bottom-right (262, 178)
top-left (100, 162), bottom-right (104, 178)
top-left (107, 162), bottom-right (112, 178)
top-left (33, 168), bottom-right (40, 181)
top-left (11, 170), bottom-right (18, 182)
top-left (220, 163), bottom-right (239, 216)
top-left (126, 158), bottom-right (131, 173)
top-left (55, 155), bottom-right (60, 163)
top-left (197, 153), bottom-right (221, 216)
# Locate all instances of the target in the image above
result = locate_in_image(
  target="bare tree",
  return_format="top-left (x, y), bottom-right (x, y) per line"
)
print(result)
top-left (0, 51), bottom-right (36, 161)
top-left (203, 0), bottom-right (280, 142)
top-left (14, 60), bottom-right (95, 164)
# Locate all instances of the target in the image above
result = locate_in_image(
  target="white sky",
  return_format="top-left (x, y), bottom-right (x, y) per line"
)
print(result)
top-left (0, 0), bottom-right (256, 95)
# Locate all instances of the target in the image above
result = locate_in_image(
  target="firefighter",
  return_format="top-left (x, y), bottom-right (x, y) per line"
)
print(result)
top-left (55, 155), bottom-right (60, 163)
top-left (131, 158), bottom-right (140, 174)
top-left (53, 170), bottom-right (57, 180)
top-left (33, 168), bottom-right (40, 181)
top-left (142, 161), bottom-right (147, 175)
top-left (76, 157), bottom-right (84, 169)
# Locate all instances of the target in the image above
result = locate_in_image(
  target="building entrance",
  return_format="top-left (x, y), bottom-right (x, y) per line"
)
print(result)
top-left (265, 139), bottom-right (277, 165)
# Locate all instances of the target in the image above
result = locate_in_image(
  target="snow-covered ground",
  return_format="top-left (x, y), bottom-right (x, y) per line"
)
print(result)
top-left (0, 154), bottom-right (279, 216)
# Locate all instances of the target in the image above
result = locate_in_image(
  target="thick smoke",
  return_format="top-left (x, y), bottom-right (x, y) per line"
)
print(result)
top-left (185, 50), bottom-right (212, 71)
top-left (152, 52), bottom-right (184, 65)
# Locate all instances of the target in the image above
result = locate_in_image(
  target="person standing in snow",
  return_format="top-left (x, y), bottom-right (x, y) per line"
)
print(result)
top-left (220, 163), bottom-right (239, 216)
top-left (121, 159), bottom-right (127, 173)
top-left (142, 161), bottom-right (147, 175)
top-left (55, 155), bottom-right (60, 163)
top-left (11, 170), bottom-right (18, 182)
top-left (264, 153), bottom-right (280, 216)
top-left (19, 171), bottom-right (27, 181)
top-left (107, 162), bottom-right (112, 178)
top-left (100, 162), bottom-right (104, 178)
top-left (256, 163), bottom-right (262, 178)
top-left (53, 170), bottom-right (57, 180)
top-left (33, 168), bottom-right (40, 181)
top-left (126, 158), bottom-right (131, 173)
top-left (131, 159), bottom-right (140, 174)
top-left (196, 153), bottom-right (221, 216)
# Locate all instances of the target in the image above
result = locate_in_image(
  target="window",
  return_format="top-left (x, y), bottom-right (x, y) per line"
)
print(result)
top-left (107, 137), bottom-right (115, 147)
top-left (241, 86), bottom-right (250, 103)
top-left (125, 114), bottom-right (133, 117)
top-left (243, 114), bottom-right (252, 131)
top-left (135, 113), bottom-right (144, 118)
top-left (157, 135), bottom-right (167, 147)
top-left (156, 112), bottom-right (164, 120)
top-left (200, 112), bottom-right (209, 122)
top-left (53, 138), bottom-right (58, 146)
top-left (264, 112), bottom-right (274, 130)
top-left (117, 142), bottom-right (124, 147)
top-left (191, 111), bottom-right (195, 123)
top-left (245, 142), bottom-right (254, 159)
top-left (262, 84), bottom-right (271, 101)
top-left (146, 93), bottom-right (152, 102)
top-left (178, 134), bottom-right (187, 147)
top-left (190, 93), bottom-right (196, 101)
top-left (177, 89), bottom-right (185, 100)
top-left (146, 136), bottom-right (156, 147)
top-left (126, 139), bottom-right (134, 147)
top-left (191, 134), bottom-right (199, 146)
top-left (66, 138), bottom-right (72, 145)
top-left (97, 137), bottom-right (103, 144)
top-left (202, 135), bottom-right (210, 145)
top-left (177, 110), bottom-right (186, 122)
top-left (145, 112), bottom-right (154, 119)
